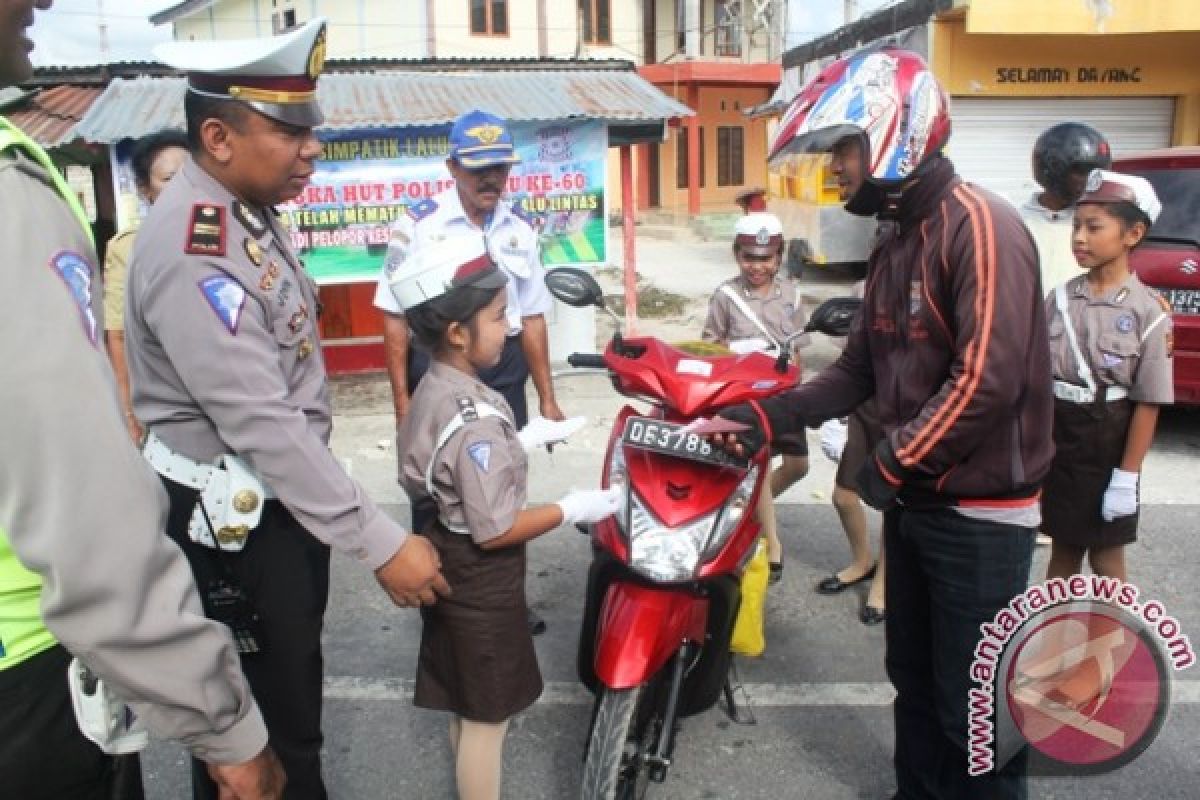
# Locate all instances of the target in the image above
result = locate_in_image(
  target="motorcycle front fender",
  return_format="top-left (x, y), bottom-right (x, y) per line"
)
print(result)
top-left (592, 581), bottom-right (708, 690)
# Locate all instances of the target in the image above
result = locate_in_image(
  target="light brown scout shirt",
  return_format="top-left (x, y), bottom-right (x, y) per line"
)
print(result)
top-left (126, 156), bottom-right (406, 569)
top-left (702, 275), bottom-right (810, 353)
top-left (1045, 273), bottom-right (1174, 404)
top-left (0, 144), bottom-right (267, 763)
top-left (398, 360), bottom-right (528, 544)
top-left (102, 225), bottom-right (137, 331)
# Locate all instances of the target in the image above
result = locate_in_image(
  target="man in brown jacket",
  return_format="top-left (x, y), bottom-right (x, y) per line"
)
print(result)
top-left (716, 49), bottom-right (1052, 798)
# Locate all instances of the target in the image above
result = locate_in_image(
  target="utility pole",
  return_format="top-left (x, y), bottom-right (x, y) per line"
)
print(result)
top-left (97, 0), bottom-right (109, 62)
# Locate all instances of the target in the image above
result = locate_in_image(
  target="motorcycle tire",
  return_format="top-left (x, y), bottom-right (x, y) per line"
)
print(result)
top-left (580, 685), bottom-right (661, 800)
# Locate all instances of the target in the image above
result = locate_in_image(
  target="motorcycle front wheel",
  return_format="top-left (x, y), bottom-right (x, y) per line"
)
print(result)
top-left (580, 684), bottom-right (663, 800)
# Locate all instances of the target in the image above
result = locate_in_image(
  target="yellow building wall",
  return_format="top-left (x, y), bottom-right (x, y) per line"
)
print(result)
top-left (931, 15), bottom-right (1200, 144)
top-left (174, 0), bottom-right (259, 40)
top-left (435, 0), bottom-right (540, 58)
top-left (966, 0), bottom-right (1198, 35)
top-left (644, 85), bottom-right (772, 213)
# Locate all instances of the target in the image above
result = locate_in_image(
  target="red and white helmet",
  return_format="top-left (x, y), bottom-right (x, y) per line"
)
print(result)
top-left (769, 47), bottom-right (951, 188)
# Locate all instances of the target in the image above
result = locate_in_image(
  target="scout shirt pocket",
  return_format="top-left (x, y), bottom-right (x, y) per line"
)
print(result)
top-left (1096, 333), bottom-right (1138, 388)
top-left (493, 229), bottom-right (534, 280)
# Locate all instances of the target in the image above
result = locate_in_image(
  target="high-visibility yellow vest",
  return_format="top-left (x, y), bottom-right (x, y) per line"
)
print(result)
top-left (0, 115), bottom-right (94, 669)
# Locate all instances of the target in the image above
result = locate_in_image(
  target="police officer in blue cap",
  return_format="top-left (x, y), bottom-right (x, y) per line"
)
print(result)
top-left (374, 109), bottom-right (566, 635)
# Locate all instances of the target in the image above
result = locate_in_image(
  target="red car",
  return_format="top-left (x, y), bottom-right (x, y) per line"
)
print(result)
top-left (1114, 147), bottom-right (1200, 405)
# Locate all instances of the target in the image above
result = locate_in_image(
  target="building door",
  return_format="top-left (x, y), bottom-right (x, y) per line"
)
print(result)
top-left (947, 96), bottom-right (1175, 203)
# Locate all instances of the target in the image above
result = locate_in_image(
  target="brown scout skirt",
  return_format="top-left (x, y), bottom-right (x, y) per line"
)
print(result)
top-left (1042, 397), bottom-right (1138, 548)
top-left (414, 521), bottom-right (543, 722)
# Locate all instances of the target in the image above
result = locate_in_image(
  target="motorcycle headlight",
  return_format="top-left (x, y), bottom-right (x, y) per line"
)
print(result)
top-left (626, 465), bottom-right (759, 583)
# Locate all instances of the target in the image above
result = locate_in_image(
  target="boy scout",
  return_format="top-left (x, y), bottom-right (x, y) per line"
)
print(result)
top-left (125, 18), bottom-right (448, 798)
top-left (372, 109), bottom-right (564, 634)
top-left (1, 1), bottom-right (281, 798)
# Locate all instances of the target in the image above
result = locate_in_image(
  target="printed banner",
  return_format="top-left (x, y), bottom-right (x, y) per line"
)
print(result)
top-left (112, 119), bottom-right (609, 285)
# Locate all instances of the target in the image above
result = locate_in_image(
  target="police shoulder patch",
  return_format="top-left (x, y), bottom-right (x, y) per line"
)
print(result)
top-left (49, 250), bottom-right (98, 346)
top-left (406, 197), bottom-right (438, 222)
top-left (198, 275), bottom-right (246, 334)
top-left (186, 204), bottom-right (227, 256)
top-left (466, 440), bottom-right (493, 473)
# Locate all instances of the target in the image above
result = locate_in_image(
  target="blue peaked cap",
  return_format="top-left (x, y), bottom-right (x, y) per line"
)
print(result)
top-left (448, 109), bottom-right (521, 169)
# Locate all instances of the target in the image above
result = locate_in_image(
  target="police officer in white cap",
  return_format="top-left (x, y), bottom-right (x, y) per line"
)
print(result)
top-left (126, 18), bottom-right (449, 799)
top-left (372, 109), bottom-right (564, 635)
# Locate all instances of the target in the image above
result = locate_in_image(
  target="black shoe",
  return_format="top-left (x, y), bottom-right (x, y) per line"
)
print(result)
top-left (816, 564), bottom-right (877, 595)
top-left (527, 609), bottom-right (547, 636)
top-left (860, 606), bottom-right (886, 626)
top-left (768, 561), bottom-right (783, 585)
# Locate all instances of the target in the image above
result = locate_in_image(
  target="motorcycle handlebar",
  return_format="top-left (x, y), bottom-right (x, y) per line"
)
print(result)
top-left (567, 353), bottom-right (608, 369)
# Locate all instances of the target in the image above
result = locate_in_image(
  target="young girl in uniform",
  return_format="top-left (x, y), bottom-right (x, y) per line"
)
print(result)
top-left (702, 212), bottom-right (809, 583)
top-left (1042, 169), bottom-right (1172, 582)
top-left (389, 237), bottom-right (618, 800)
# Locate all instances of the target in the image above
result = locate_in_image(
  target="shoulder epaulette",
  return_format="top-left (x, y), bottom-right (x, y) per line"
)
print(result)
top-left (509, 201), bottom-right (535, 227)
top-left (185, 203), bottom-right (226, 256)
top-left (455, 395), bottom-right (479, 423)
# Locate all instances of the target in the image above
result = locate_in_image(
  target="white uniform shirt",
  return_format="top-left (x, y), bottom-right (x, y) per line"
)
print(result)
top-left (1019, 194), bottom-right (1080, 298)
top-left (373, 188), bottom-right (552, 334)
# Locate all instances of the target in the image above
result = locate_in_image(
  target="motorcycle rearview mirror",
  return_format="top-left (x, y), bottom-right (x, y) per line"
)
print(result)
top-left (545, 267), bottom-right (623, 327)
top-left (773, 296), bottom-right (863, 373)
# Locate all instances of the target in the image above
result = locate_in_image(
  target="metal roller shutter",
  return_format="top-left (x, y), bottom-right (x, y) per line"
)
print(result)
top-left (945, 96), bottom-right (1174, 204)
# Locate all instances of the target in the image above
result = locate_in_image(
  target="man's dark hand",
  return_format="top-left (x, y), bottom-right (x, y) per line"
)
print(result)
top-left (709, 403), bottom-right (768, 459)
top-left (855, 440), bottom-right (910, 511)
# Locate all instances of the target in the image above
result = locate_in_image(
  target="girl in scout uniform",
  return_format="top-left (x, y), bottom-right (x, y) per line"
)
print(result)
top-left (390, 237), bottom-right (619, 800)
top-left (702, 212), bottom-right (810, 583)
top-left (1043, 170), bottom-right (1173, 583)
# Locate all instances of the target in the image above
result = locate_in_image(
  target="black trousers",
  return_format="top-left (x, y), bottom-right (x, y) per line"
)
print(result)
top-left (0, 644), bottom-right (145, 800)
top-left (885, 508), bottom-right (1034, 800)
top-left (408, 335), bottom-right (531, 534)
top-left (162, 478), bottom-right (331, 800)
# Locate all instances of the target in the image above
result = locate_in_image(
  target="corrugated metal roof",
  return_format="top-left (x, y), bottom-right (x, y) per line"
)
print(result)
top-left (2, 85), bottom-right (103, 147)
top-left (76, 70), bottom-right (694, 143)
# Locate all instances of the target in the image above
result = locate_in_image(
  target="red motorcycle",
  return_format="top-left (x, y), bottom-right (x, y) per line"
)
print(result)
top-left (544, 268), bottom-right (858, 799)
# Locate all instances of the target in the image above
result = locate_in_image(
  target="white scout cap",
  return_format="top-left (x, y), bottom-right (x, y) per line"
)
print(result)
top-left (389, 236), bottom-right (509, 312)
top-left (1079, 169), bottom-right (1162, 224)
top-left (154, 17), bottom-right (327, 127)
top-left (733, 212), bottom-right (785, 256)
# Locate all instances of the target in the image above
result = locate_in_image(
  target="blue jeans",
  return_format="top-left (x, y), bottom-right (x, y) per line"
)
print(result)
top-left (884, 508), bottom-right (1034, 800)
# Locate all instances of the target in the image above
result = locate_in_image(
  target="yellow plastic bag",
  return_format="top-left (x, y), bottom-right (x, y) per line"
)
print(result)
top-left (730, 537), bottom-right (769, 657)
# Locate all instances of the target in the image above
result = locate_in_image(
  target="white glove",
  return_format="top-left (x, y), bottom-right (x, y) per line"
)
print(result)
top-left (1101, 468), bottom-right (1139, 521)
top-left (517, 415), bottom-right (587, 451)
top-left (819, 418), bottom-right (849, 463)
top-left (558, 486), bottom-right (622, 526)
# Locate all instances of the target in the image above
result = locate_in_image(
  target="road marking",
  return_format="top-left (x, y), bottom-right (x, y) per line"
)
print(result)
top-left (324, 677), bottom-right (1200, 707)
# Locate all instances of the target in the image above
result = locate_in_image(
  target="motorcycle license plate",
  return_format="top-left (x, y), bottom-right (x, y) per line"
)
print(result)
top-left (1164, 288), bottom-right (1200, 316)
top-left (621, 417), bottom-right (747, 468)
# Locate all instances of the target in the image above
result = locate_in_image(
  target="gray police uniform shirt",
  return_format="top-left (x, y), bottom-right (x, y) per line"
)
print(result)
top-left (126, 156), bottom-right (406, 569)
top-left (0, 145), bottom-right (267, 763)
top-left (397, 361), bottom-right (528, 544)
top-left (1020, 195), bottom-right (1079, 297)
top-left (1045, 273), bottom-right (1174, 404)
top-left (372, 188), bottom-right (552, 334)
top-left (702, 275), bottom-right (810, 353)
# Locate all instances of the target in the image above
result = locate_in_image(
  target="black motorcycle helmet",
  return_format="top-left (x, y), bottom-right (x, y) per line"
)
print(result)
top-left (1032, 123), bottom-right (1113, 204)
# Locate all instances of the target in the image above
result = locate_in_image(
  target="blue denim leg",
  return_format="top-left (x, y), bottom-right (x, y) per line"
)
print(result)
top-left (885, 508), bottom-right (1035, 800)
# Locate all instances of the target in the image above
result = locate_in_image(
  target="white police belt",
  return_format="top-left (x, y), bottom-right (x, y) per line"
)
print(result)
top-left (1052, 380), bottom-right (1129, 404)
top-left (143, 432), bottom-right (274, 552)
top-left (67, 657), bottom-right (148, 755)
